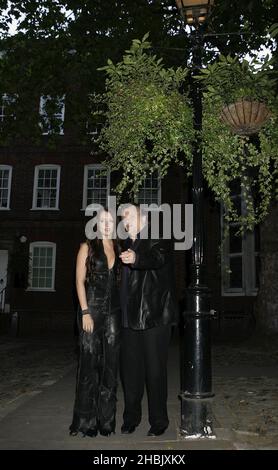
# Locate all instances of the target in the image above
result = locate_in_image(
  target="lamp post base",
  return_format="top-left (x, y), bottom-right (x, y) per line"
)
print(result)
top-left (179, 395), bottom-right (215, 439)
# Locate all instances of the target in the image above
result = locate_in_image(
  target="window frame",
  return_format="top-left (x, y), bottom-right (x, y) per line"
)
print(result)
top-left (86, 92), bottom-right (106, 136)
top-left (0, 165), bottom-right (13, 210)
top-left (0, 93), bottom-right (18, 122)
top-left (134, 171), bottom-right (162, 208)
top-left (39, 95), bottom-right (65, 135)
top-left (27, 241), bottom-right (56, 292)
top-left (31, 164), bottom-right (61, 210)
top-left (221, 186), bottom-right (259, 297)
top-left (82, 164), bottom-right (110, 210)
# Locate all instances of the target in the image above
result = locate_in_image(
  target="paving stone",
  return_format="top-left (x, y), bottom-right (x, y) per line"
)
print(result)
top-left (0, 333), bottom-right (277, 449)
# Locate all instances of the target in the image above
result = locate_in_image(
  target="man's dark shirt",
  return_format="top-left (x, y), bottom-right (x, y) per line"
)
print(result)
top-left (120, 238), bottom-right (132, 328)
top-left (120, 227), bottom-right (146, 328)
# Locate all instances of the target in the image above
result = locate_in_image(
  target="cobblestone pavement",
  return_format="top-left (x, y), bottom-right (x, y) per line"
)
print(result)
top-left (0, 332), bottom-right (277, 449)
top-left (213, 334), bottom-right (278, 367)
top-left (212, 335), bottom-right (278, 449)
top-left (0, 335), bottom-right (76, 411)
top-left (213, 376), bottom-right (278, 449)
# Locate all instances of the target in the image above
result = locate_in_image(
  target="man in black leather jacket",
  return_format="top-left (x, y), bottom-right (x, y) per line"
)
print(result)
top-left (119, 204), bottom-right (178, 437)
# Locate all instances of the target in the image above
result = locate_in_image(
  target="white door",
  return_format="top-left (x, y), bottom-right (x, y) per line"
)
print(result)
top-left (0, 250), bottom-right (8, 312)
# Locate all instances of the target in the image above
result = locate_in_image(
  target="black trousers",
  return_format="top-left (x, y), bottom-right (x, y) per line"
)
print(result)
top-left (120, 324), bottom-right (171, 428)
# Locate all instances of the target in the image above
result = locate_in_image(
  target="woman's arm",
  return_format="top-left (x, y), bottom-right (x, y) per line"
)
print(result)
top-left (76, 242), bottom-right (89, 310)
top-left (76, 242), bottom-right (94, 333)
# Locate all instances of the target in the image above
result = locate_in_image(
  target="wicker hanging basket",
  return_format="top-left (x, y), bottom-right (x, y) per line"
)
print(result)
top-left (220, 99), bottom-right (271, 136)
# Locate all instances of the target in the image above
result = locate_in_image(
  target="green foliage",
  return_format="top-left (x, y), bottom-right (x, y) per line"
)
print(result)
top-left (98, 43), bottom-right (278, 230)
top-left (196, 54), bottom-right (277, 105)
top-left (96, 34), bottom-right (194, 196)
top-left (1, 1), bottom-right (277, 150)
top-left (199, 56), bottom-right (278, 230)
top-left (0, 2), bottom-right (277, 230)
top-left (269, 23), bottom-right (278, 38)
top-left (0, 36), bottom-right (70, 148)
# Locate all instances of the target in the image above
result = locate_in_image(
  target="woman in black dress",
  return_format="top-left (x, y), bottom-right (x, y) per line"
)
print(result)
top-left (69, 208), bottom-right (121, 437)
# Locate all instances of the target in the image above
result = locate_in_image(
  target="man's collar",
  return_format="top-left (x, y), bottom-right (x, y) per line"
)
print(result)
top-left (137, 223), bottom-right (148, 239)
top-left (128, 223), bottom-right (149, 242)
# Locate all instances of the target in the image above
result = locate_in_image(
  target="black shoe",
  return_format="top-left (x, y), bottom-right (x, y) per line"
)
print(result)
top-left (86, 428), bottom-right (98, 438)
top-left (121, 423), bottom-right (136, 434)
top-left (99, 427), bottom-right (115, 437)
top-left (147, 425), bottom-right (168, 437)
top-left (70, 429), bottom-right (97, 438)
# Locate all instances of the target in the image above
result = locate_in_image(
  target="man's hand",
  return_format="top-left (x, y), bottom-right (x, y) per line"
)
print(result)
top-left (120, 248), bottom-right (136, 265)
top-left (82, 314), bottom-right (94, 333)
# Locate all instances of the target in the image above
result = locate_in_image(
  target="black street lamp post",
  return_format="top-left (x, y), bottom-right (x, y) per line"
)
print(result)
top-left (175, 0), bottom-right (215, 437)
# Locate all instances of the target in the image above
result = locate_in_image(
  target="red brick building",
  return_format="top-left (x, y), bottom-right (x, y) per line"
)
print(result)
top-left (0, 93), bottom-right (259, 337)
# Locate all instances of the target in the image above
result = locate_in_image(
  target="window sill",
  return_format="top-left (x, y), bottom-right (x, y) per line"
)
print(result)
top-left (41, 132), bottom-right (64, 136)
top-left (222, 291), bottom-right (258, 297)
top-left (80, 207), bottom-right (105, 212)
top-left (26, 288), bottom-right (56, 292)
top-left (30, 208), bottom-right (60, 211)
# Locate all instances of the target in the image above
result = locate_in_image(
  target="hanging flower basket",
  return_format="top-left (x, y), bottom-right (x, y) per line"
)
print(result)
top-left (220, 99), bottom-right (271, 136)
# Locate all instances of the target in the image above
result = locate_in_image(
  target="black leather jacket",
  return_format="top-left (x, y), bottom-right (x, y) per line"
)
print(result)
top-left (120, 228), bottom-right (178, 330)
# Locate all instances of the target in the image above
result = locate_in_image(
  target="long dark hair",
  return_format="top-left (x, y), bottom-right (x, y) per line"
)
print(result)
top-left (85, 208), bottom-right (120, 280)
